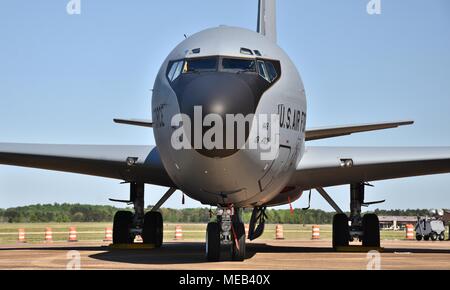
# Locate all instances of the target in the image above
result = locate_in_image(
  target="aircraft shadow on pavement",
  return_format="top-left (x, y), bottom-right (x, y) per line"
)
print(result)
top-left (1, 242), bottom-right (449, 265)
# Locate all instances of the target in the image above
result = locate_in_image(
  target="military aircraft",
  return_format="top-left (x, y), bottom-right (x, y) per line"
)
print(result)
top-left (1, 0), bottom-right (449, 261)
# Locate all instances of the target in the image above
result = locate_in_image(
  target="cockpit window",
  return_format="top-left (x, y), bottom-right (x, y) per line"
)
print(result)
top-left (265, 61), bottom-right (278, 82)
top-left (167, 60), bottom-right (184, 82)
top-left (222, 58), bottom-right (256, 73)
top-left (183, 57), bottom-right (218, 73)
top-left (257, 60), bottom-right (270, 82)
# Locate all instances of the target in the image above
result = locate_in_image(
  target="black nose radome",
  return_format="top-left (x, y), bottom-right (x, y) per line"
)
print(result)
top-left (171, 72), bottom-right (269, 158)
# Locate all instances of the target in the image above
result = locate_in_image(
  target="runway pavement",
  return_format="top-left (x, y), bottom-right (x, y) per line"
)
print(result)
top-left (0, 239), bottom-right (449, 270)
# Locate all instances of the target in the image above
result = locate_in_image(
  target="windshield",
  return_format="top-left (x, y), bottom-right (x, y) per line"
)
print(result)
top-left (222, 58), bottom-right (256, 72)
top-left (183, 57), bottom-right (218, 73)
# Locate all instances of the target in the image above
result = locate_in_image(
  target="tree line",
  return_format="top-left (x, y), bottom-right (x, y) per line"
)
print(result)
top-left (0, 203), bottom-right (432, 224)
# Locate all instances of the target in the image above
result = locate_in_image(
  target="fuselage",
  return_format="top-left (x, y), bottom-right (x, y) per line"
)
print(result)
top-left (152, 26), bottom-right (307, 207)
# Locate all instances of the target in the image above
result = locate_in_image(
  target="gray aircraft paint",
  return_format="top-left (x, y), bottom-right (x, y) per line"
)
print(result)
top-left (152, 26), bottom-right (306, 207)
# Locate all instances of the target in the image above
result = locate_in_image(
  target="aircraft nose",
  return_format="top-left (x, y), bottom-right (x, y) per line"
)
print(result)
top-left (175, 73), bottom-right (258, 158)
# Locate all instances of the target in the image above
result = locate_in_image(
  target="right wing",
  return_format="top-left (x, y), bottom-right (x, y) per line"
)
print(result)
top-left (0, 143), bottom-right (175, 187)
top-left (290, 146), bottom-right (450, 189)
top-left (305, 120), bottom-right (414, 141)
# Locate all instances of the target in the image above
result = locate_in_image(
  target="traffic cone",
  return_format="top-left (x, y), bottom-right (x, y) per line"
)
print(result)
top-left (312, 225), bottom-right (320, 240)
top-left (174, 225), bottom-right (183, 240)
top-left (68, 227), bottom-right (78, 242)
top-left (406, 224), bottom-right (414, 240)
top-left (103, 228), bottom-right (113, 242)
top-left (275, 225), bottom-right (284, 240)
top-left (18, 228), bottom-right (26, 243)
top-left (44, 228), bottom-right (53, 243)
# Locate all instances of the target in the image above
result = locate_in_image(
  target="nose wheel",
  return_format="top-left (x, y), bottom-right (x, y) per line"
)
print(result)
top-left (206, 206), bottom-right (246, 262)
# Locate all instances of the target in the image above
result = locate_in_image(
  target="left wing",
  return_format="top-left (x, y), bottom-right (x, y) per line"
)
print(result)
top-left (290, 147), bottom-right (450, 189)
top-left (0, 143), bottom-right (175, 187)
top-left (114, 118), bottom-right (153, 128)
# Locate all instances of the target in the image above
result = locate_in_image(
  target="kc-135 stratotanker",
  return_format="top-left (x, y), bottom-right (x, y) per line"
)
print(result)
top-left (1, 0), bottom-right (449, 261)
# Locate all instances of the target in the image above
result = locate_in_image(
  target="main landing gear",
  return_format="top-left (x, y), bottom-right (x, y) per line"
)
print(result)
top-left (318, 183), bottom-right (383, 249)
top-left (111, 183), bottom-right (176, 247)
top-left (206, 206), bottom-right (246, 262)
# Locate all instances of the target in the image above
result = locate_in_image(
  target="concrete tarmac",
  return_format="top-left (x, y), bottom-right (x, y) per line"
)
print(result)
top-left (0, 240), bottom-right (449, 270)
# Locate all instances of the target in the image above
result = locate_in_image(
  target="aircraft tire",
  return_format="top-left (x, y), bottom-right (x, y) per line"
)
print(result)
top-left (332, 213), bottom-right (349, 248)
top-left (206, 222), bottom-right (220, 262)
top-left (113, 211), bottom-right (134, 244)
top-left (143, 211), bottom-right (163, 247)
top-left (362, 214), bottom-right (380, 247)
top-left (231, 222), bottom-right (246, 261)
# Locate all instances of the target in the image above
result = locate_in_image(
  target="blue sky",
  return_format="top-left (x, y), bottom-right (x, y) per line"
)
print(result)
top-left (0, 0), bottom-right (449, 211)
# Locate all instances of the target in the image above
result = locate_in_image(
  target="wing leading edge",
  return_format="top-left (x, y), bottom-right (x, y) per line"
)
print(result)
top-left (0, 143), bottom-right (175, 188)
top-left (290, 147), bottom-right (450, 189)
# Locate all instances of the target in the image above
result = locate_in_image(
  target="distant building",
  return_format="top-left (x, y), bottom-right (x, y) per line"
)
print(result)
top-left (378, 216), bottom-right (417, 231)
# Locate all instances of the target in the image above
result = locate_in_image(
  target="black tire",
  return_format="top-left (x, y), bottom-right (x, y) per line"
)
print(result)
top-left (439, 232), bottom-right (445, 241)
top-left (362, 214), bottom-right (380, 248)
top-left (231, 222), bottom-right (246, 261)
top-left (206, 222), bottom-right (221, 262)
top-left (143, 211), bottom-right (163, 247)
top-left (424, 235), bottom-right (430, 241)
top-left (430, 232), bottom-right (438, 241)
top-left (332, 213), bottom-right (349, 248)
top-left (113, 211), bottom-right (134, 244)
top-left (416, 234), bottom-right (423, 241)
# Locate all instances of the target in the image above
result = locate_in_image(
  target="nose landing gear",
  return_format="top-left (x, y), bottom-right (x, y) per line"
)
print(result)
top-left (206, 206), bottom-right (246, 262)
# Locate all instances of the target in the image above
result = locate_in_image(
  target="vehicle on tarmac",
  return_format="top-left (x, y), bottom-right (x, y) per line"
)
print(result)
top-left (416, 217), bottom-right (446, 241)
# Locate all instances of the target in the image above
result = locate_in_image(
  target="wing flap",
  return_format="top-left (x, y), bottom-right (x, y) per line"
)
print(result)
top-left (305, 120), bottom-right (414, 141)
top-left (0, 143), bottom-right (174, 187)
top-left (291, 147), bottom-right (450, 189)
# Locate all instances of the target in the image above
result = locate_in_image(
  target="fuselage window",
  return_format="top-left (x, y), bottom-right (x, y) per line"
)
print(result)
top-left (257, 60), bottom-right (270, 82)
top-left (183, 57), bottom-right (218, 73)
top-left (265, 61), bottom-right (278, 82)
top-left (222, 58), bottom-right (256, 73)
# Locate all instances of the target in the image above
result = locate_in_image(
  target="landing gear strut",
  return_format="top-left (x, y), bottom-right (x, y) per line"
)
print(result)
top-left (323, 183), bottom-right (381, 249)
top-left (111, 182), bottom-right (164, 247)
top-left (206, 206), bottom-right (246, 262)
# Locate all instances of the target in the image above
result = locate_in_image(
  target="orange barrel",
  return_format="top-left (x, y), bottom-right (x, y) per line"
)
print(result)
top-left (174, 225), bottom-right (183, 240)
top-left (44, 228), bottom-right (53, 242)
top-left (103, 228), bottom-right (113, 242)
top-left (275, 225), bottom-right (284, 240)
top-left (68, 227), bottom-right (78, 242)
top-left (312, 225), bottom-right (320, 240)
top-left (18, 228), bottom-right (26, 243)
top-left (406, 224), bottom-right (414, 240)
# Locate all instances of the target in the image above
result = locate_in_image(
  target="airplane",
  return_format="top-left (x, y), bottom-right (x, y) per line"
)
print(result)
top-left (1, 0), bottom-right (450, 262)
